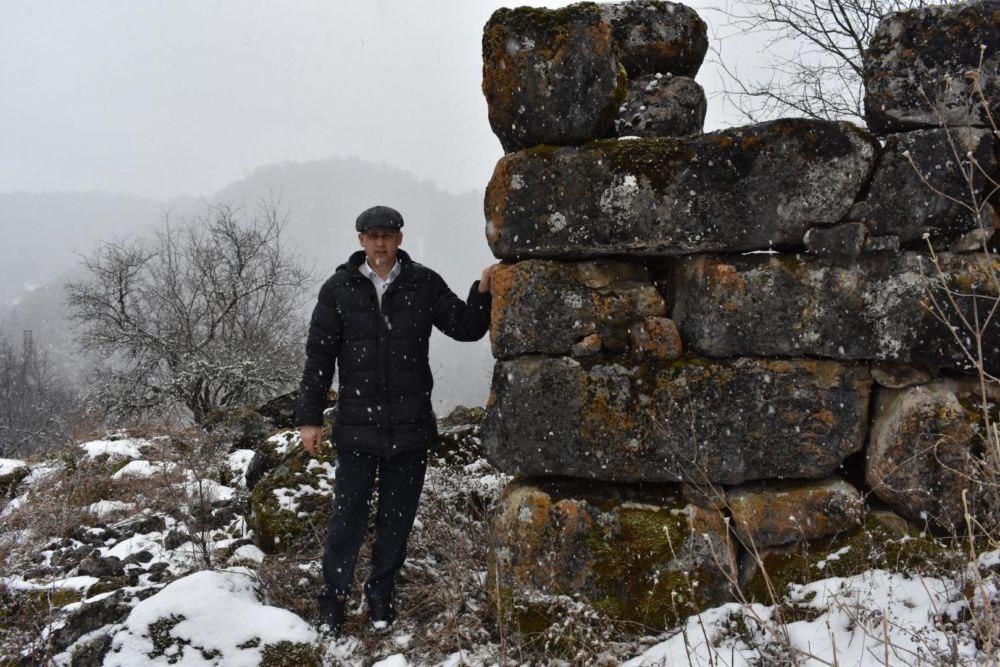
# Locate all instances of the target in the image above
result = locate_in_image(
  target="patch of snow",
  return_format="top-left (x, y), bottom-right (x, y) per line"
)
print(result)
top-left (228, 544), bottom-right (265, 566)
top-left (111, 460), bottom-right (175, 479)
top-left (3, 575), bottom-right (99, 592)
top-left (86, 500), bottom-right (136, 519)
top-left (0, 458), bottom-right (27, 476)
top-left (625, 570), bottom-right (976, 666)
top-left (227, 449), bottom-right (256, 484)
top-left (79, 439), bottom-right (147, 461)
top-left (105, 569), bottom-right (316, 666)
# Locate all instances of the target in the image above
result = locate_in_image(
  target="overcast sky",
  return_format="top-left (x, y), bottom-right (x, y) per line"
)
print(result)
top-left (0, 0), bottom-right (753, 202)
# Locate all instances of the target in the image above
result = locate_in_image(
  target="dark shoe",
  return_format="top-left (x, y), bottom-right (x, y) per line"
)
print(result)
top-left (367, 595), bottom-right (396, 634)
top-left (317, 593), bottom-right (347, 636)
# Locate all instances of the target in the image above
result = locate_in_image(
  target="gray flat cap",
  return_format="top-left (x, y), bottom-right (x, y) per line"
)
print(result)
top-left (356, 205), bottom-right (404, 232)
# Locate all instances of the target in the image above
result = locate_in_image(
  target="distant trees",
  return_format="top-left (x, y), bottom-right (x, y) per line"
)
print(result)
top-left (67, 201), bottom-right (312, 426)
top-left (716, 0), bottom-right (950, 123)
top-left (0, 331), bottom-right (76, 456)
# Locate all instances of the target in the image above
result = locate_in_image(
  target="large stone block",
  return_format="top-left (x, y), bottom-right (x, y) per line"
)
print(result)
top-left (482, 355), bottom-right (872, 484)
top-left (615, 74), bottom-right (706, 137)
top-left (482, 3), bottom-right (626, 153)
top-left (491, 478), bottom-right (735, 629)
top-left (866, 379), bottom-right (1000, 532)
top-left (727, 478), bottom-right (864, 549)
top-left (863, 0), bottom-right (1000, 133)
top-left (852, 128), bottom-right (997, 244)
top-left (485, 119), bottom-right (878, 259)
top-left (489, 260), bottom-right (666, 359)
top-left (600, 1), bottom-right (708, 78)
top-left (672, 252), bottom-right (1000, 375)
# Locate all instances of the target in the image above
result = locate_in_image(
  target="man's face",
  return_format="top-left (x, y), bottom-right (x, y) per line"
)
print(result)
top-left (358, 227), bottom-right (403, 268)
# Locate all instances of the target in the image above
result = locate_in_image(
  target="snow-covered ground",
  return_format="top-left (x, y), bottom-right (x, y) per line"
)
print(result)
top-left (1, 423), bottom-right (997, 666)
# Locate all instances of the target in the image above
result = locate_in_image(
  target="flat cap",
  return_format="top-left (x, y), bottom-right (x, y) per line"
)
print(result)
top-left (356, 205), bottom-right (404, 232)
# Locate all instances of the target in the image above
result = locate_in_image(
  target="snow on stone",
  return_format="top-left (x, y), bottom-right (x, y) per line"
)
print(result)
top-left (111, 459), bottom-right (175, 479)
top-left (79, 438), bottom-right (147, 460)
top-left (227, 448), bottom-right (256, 485)
top-left (228, 544), bottom-right (265, 565)
top-left (86, 500), bottom-right (136, 519)
top-left (105, 568), bottom-right (316, 666)
top-left (3, 575), bottom-right (100, 592)
top-left (266, 430), bottom-right (300, 455)
top-left (373, 654), bottom-right (409, 667)
top-left (624, 570), bottom-right (975, 666)
top-left (0, 458), bottom-right (27, 476)
top-left (184, 478), bottom-right (235, 502)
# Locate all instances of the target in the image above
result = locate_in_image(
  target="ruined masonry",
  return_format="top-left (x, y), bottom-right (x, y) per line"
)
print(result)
top-left (480, 0), bottom-right (1000, 630)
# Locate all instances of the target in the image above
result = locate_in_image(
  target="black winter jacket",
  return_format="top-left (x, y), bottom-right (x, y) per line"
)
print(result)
top-left (295, 249), bottom-right (491, 456)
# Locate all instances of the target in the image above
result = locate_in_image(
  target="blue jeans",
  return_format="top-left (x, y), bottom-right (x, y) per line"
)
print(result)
top-left (318, 445), bottom-right (428, 616)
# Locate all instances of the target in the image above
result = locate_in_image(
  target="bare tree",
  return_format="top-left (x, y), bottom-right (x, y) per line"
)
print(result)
top-left (0, 331), bottom-right (77, 456)
top-left (714, 0), bottom-right (954, 123)
top-left (66, 200), bottom-right (312, 426)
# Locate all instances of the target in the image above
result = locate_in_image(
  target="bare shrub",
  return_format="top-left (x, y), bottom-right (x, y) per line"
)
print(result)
top-left (713, 0), bottom-right (954, 123)
top-left (66, 199), bottom-right (311, 426)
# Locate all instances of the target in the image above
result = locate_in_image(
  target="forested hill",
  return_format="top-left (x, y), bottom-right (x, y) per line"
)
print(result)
top-left (1, 158), bottom-right (494, 412)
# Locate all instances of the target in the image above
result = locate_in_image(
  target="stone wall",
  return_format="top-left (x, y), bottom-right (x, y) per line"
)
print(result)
top-left (479, 0), bottom-right (1000, 631)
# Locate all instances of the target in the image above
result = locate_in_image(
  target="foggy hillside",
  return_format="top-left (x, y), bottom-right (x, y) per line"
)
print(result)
top-left (0, 157), bottom-right (495, 413)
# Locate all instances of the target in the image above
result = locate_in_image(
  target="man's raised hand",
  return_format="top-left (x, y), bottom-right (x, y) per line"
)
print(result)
top-left (478, 263), bottom-right (499, 293)
top-left (301, 425), bottom-right (324, 457)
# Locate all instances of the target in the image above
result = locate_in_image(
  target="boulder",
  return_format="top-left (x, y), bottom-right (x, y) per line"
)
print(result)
top-left (600, 0), bottom-right (708, 77)
top-left (727, 478), bottom-right (864, 549)
top-left (433, 405), bottom-right (487, 466)
top-left (489, 260), bottom-right (665, 358)
top-left (866, 379), bottom-right (1000, 532)
top-left (202, 405), bottom-right (271, 452)
top-left (482, 3), bottom-right (626, 153)
top-left (491, 478), bottom-right (735, 629)
top-left (482, 355), bottom-right (872, 484)
top-left (615, 74), bottom-right (706, 137)
top-left (863, 0), bottom-right (1000, 133)
top-left (250, 445), bottom-right (335, 553)
top-left (851, 128), bottom-right (996, 244)
top-left (47, 589), bottom-right (133, 657)
top-left (255, 390), bottom-right (301, 429)
top-left (671, 252), bottom-right (1000, 375)
top-left (485, 119), bottom-right (879, 259)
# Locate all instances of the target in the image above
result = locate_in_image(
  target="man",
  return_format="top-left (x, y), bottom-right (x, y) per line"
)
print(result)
top-left (295, 204), bottom-right (495, 636)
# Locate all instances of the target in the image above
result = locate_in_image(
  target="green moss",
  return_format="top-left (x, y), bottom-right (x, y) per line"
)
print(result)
top-left (745, 515), bottom-right (962, 604)
top-left (86, 578), bottom-right (125, 597)
top-left (260, 641), bottom-right (321, 667)
top-left (586, 504), bottom-right (709, 628)
top-left (595, 61), bottom-right (629, 135)
top-left (489, 3), bottom-right (603, 35)
top-left (594, 137), bottom-right (695, 192)
top-left (250, 448), bottom-right (335, 554)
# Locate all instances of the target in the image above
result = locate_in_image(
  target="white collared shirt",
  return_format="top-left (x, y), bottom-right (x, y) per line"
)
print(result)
top-left (359, 258), bottom-right (401, 308)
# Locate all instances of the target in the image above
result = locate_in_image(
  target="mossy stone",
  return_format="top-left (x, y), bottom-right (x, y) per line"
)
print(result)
top-left (250, 447), bottom-right (336, 554)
